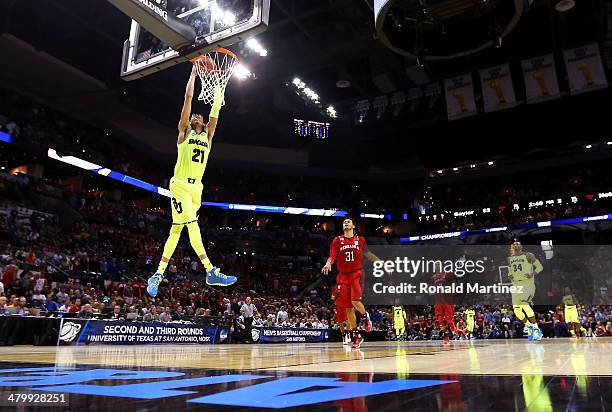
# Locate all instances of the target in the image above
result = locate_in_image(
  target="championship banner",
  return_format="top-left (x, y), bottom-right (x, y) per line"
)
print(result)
top-left (58, 319), bottom-right (218, 346)
top-left (252, 327), bottom-right (329, 343)
top-left (563, 44), bottom-right (608, 95)
top-left (479, 64), bottom-right (518, 112)
top-left (521, 54), bottom-right (561, 104)
top-left (444, 74), bottom-right (478, 121)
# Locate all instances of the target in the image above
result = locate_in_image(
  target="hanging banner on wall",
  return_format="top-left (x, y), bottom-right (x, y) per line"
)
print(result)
top-left (444, 74), bottom-right (478, 121)
top-left (479, 64), bottom-right (518, 112)
top-left (563, 44), bottom-right (608, 95)
top-left (521, 54), bottom-right (561, 103)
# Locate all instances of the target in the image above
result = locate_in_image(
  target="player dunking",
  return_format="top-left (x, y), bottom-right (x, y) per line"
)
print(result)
top-left (322, 217), bottom-right (380, 348)
top-left (147, 66), bottom-right (237, 297)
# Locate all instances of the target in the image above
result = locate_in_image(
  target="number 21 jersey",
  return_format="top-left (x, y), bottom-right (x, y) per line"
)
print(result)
top-left (174, 130), bottom-right (210, 182)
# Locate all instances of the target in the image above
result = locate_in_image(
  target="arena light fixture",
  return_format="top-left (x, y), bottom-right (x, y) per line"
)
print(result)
top-left (246, 38), bottom-right (268, 57)
top-left (327, 106), bottom-right (337, 118)
top-left (607, 141), bottom-right (612, 145)
top-left (585, 144), bottom-right (593, 149)
top-left (234, 64), bottom-right (252, 80)
top-left (488, 161), bottom-right (494, 165)
top-left (555, 0), bottom-right (575, 12)
top-left (289, 77), bottom-right (335, 117)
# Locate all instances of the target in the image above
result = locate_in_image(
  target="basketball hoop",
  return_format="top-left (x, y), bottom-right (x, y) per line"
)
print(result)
top-left (191, 48), bottom-right (238, 106)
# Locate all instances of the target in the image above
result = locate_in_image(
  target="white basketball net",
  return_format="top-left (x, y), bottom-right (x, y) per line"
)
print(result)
top-left (192, 49), bottom-right (238, 106)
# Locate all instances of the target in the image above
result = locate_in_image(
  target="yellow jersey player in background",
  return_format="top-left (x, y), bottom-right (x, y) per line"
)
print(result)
top-left (392, 304), bottom-right (407, 341)
top-left (465, 307), bottom-right (476, 339)
top-left (508, 241), bottom-right (543, 341)
top-left (148, 65), bottom-right (237, 297)
top-left (562, 287), bottom-right (580, 338)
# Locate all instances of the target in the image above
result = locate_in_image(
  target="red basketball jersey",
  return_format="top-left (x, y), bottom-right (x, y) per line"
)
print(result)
top-left (329, 235), bottom-right (368, 274)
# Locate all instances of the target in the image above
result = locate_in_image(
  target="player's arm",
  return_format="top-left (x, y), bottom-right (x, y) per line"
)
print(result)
top-left (526, 252), bottom-right (543, 275)
top-left (178, 67), bottom-right (197, 144)
top-left (205, 83), bottom-right (223, 145)
top-left (362, 237), bottom-right (381, 262)
top-left (322, 237), bottom-right (339, 275)
top-left (364, 251), bottom-right (380, 262)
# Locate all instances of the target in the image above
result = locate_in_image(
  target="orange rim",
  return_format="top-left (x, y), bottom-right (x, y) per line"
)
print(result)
top-left (191, 47), bottom-right (238, 64)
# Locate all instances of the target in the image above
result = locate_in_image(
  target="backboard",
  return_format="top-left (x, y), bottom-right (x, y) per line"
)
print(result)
top-left (119, 0), bottom-right (269, 80)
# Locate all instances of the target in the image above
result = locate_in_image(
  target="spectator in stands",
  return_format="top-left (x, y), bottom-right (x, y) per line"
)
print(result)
top-left (0, 296), bottom-right (7, 314)
top-left (15, 297), bottom-right (28, 316)
top-left (110, 305), bottom-right (124, 320)
top-left (79, 304), bottom-right (95, 318)
top-left (58, 297), bottom-right (71, 313)
top-left (0, 279), bottom-right (4, 295)
top-left (171, 306), bottom-right (183, 321)
top-left (143, 306), bottom-right (159, 322)
top-left (158, 307), bottom-right (172, 322)
top-left (595, 321), bottom-right (607, 337)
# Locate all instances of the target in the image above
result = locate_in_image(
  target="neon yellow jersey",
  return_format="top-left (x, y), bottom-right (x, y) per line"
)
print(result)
top-left (393, 306), bottom-right (405, 324)
top-left (509, 254), bottom-right (534, 284)
top-left (466, 309), bottom-right (475, 323)
top-left (173, 129), bottom-right (210, 182)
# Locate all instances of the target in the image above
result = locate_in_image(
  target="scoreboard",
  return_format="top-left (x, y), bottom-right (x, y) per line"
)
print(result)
top-left (294, 119), bottom-right (330, 139)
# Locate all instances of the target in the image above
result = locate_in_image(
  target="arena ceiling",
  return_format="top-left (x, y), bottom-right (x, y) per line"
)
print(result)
top-left (1, 0), bottom-right (610, 171)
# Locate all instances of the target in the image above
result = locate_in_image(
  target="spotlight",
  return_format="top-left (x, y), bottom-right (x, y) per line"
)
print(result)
top-left (488, 161), bottom-right (494, 165)
top-left (327, 106), bottom-right (337, 118)
top-left (234, 64), bottom-right (252, 80)
top-left (585, 144), bottom-right (592, 149)
top-left (246, 38), bottom-right (267, 57)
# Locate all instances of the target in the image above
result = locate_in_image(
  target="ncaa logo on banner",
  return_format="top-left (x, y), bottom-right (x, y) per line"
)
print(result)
top-left (59, 322), bottom-right (82, 343)
top-left (251, 328), bottom-right (260, 342)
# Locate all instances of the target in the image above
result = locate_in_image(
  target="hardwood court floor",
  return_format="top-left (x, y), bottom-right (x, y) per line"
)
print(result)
top-left (0, 338), bottom-right (609, 411)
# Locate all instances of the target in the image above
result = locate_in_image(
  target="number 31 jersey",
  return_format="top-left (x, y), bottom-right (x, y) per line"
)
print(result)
top-left (174, 129), bottom-right (210, 182)
top-left (330, 235), bottom-right (368, 274)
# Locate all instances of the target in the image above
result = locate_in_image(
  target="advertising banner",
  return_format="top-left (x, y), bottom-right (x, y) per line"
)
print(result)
top-left (252, 327), bottom-right (329, 343)
top-left (58, 320), bottom-right (218, 346)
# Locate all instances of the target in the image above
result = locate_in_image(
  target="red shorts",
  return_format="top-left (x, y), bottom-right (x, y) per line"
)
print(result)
top-left (435, 304), bottom-right (455, 326)
top-left (336, 270), bottom-right (363, 301)
top-left (333, 284), bottom-right (351, 323)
